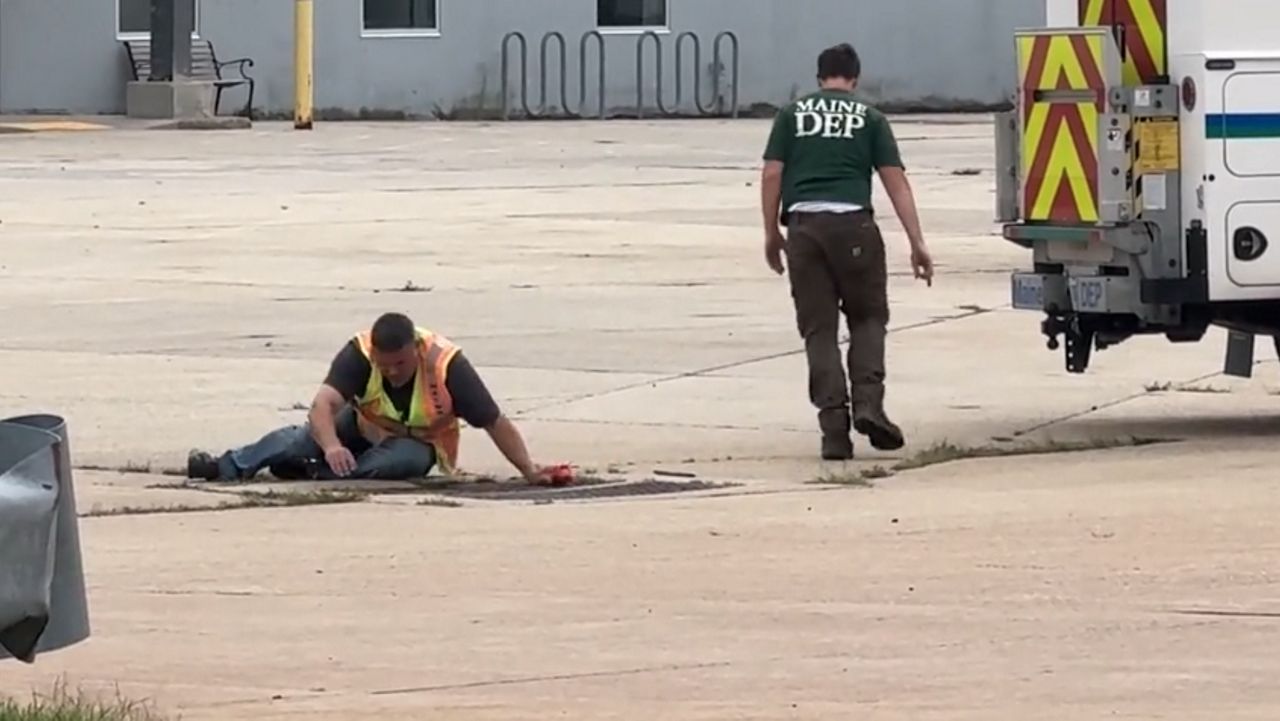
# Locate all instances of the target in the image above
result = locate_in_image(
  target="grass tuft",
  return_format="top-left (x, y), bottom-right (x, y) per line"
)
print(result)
top-left (417, 497), bottom-right (463, 508)
top-left (81, 489), bottom-right (367, 518)
top-left (1175, 384), bottom-right (1231, 394)
top-left (860, 465), bottom-right (895, 480)
top-left (807, 466), bottom-right (892, 488)
top-left (75, 463), bottom-right (185, 477)
top-left (893, 436), bottom-right (1168, 472)
top-left (1145, 381), bottom-right (1231, 395)
top-left (0, 680), bottom-right (166, 721)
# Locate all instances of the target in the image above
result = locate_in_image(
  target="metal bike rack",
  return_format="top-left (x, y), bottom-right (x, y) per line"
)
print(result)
top-left (501, 30), bottom-right (606, 120)
top-left (636, 30), bottom-right (740, 118)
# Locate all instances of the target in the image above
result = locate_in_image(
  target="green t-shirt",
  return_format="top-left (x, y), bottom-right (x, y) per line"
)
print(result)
top-left (762, 90), bottom-right (903, 221)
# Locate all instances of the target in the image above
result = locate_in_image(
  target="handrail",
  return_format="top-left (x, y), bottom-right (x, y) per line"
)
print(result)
top-left (637, 30), bottom-right (740, 118)
top-left (502, 30), bottom-right (606, 120)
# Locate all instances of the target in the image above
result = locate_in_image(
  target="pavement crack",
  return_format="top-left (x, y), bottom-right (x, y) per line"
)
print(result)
top-left (1011, 363), bottom-right (1270, 437)
top-left (138, 588), bottom-right (265, 598)
top-left (370, 661), bottom-right (733, 696)
top-left (518, 417), bottom-right (808, 433)
top-left (515, 307), bottom-right (993, 416)
top-left (1168, 609), bottom-right (1280, 619)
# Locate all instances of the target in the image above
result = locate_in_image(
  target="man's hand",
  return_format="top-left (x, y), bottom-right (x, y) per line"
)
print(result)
top-left (526, 464), bottom-right (575, 487)
top-left (911, 242), bottom-right (935, 286)
top-left (324, 445), bottom-right (357, 477)
top-left (765, 228), bottom-right (787, 275)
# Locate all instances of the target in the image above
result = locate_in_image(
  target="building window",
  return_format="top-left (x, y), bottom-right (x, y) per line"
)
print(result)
top-left (597, 0), bottom-right (668, 29)
top-left (363, 0), bottom-right (439, 35)
top-left (117, 0), bottom-right (200, 37)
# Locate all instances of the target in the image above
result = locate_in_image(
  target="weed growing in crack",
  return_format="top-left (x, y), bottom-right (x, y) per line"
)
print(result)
top-left (893, 437), bottom-right (1169, 472)
top-left (807, 468), bottom-right (884, 488)
top-left (75, 462), bottom-right (185, 477)
top-left (81, 489), bottom-right (367, 518)
top-left (417, 498), bottom-right (463, 508)
top-left (1145, 381), bottom-right (1231, 395)
top-left (1176, 384), bottom-right (1231, 394)
top-left (860, 465), bottom-right (895, 480)
top-left (0, 678), bottom-right (167, 720)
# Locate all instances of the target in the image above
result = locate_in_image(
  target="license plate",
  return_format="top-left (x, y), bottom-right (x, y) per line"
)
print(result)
top-left (1068, 277), bottom-right (1107, 312)
top-left (1011, 274), bottom-right (1045, 310)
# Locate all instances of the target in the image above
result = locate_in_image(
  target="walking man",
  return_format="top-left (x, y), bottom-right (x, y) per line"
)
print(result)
top-left (760, 43), bottom-right (935, 460)
top-left (187, 312), bottom-right (564, 484)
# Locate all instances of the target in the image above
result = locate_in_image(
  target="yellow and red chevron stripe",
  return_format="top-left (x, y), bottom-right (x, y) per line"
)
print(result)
top-left (1018, 33), bottom-right (1105, 223)
top-left (1078, 0), bottom-right (1167, 85)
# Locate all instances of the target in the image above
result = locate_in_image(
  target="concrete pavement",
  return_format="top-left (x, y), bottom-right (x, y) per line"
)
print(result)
top-left (2, 117), bottom-right (1279, 719)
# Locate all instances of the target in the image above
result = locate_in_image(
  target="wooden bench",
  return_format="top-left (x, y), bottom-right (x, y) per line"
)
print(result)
top-left (123, 38), bottom-right (255, 118)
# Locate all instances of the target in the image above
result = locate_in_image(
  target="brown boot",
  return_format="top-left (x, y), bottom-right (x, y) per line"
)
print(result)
top-left (819, 408), bottom-right (854, 461)
top-left (852, 385), bottom-right (904, 451)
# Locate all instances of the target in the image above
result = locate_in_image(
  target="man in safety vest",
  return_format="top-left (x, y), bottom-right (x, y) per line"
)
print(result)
top-left (187, 312), bottom-right (561, 483)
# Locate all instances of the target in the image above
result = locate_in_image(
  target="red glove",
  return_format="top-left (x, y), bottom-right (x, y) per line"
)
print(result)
top-left (536, 464), bottom-right (575, 487)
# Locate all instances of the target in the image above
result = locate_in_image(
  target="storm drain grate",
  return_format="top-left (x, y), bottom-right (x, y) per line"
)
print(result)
top-left (435, 479), bottom-right (738, 502)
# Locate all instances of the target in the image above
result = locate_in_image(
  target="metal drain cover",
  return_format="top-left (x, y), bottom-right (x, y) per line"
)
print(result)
top-left (437, 479), bottom-right (737, 502)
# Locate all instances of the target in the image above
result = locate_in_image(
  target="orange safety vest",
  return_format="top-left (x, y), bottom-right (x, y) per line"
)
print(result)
top-left (352, 327), bottom-right (461, 475)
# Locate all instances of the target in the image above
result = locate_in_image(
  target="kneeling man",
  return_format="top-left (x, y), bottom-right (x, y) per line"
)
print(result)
top-left (188, 312), bottom-right (555, 484)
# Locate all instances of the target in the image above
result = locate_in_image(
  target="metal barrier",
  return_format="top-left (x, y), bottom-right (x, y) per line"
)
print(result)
top-left (501, 30), bottom-right (606, 119)
top-left (636, 30), bottom-right (740, 118)
top-left (0, 414), bottom-right (90, 663)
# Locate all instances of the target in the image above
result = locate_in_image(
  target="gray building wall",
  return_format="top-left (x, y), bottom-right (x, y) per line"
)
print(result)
top-left (0, 0), bottom-right (1045, 117)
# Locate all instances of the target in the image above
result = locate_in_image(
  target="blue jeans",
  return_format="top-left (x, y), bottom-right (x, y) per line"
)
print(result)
top-left (217, 406), bottom-right (437, 481)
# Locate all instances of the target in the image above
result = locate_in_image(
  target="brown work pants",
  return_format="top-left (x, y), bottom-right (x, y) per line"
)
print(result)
top-left (783, 210), bottom-right (889, 435)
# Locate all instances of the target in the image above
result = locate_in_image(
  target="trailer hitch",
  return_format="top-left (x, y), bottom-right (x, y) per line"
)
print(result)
top-left (1042, 315), bottom-right (1095, 374)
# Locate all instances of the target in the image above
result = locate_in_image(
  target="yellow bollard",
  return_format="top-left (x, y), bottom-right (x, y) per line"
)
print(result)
top-left (294, 0), bottom-right (314, 130)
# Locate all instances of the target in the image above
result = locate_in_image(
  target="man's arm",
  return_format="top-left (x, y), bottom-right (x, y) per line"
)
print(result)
top-left (309, 341), bottom-right (369, 476)
top-left (761, 160), bottom-right (785, 238)
top-left (872, 114), bottom-right (934, 285)
top-left (760, 109), bottom-right (792, 230)
top-left (308, 384), bottom-right (348, 454)
top-left (760, 110), bottom-right (792, 275)
top-left (877, 166), bottom-right (925, 248)
top-left (878, 166), bottom-right (934, 285)
top-left (484, 414), bottom-right (540, 482)
top-left (445, 353), bottom-right (543, 483)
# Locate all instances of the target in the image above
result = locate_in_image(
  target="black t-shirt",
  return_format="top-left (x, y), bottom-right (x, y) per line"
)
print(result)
top-left (323, 340), bottom-right (501, 429)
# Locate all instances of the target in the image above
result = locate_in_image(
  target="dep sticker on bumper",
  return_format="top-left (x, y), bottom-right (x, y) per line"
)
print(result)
top-left (1068, 277), bottom-right (1107, 312)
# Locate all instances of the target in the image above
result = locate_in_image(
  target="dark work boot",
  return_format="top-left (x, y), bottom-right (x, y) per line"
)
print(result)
top-left (818, 408), bottom-right (854, 461)
top-left (186, 450), bottom-right (220, 481)
top-left (852, 385), bottom-right (905, 451)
